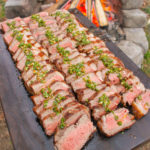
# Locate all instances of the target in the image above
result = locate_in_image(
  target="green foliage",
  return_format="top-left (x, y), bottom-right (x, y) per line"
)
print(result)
top-left (0, 0), bottom-right (5, 21)
top-left (142, 7), bottom-right (150, 15)
top-left (142, 51), bottom-right (150, 77)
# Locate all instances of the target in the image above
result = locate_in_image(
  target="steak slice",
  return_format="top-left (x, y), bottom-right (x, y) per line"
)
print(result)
top-left (122, 76), bottom-right (145, 105)
top-left (132, 90), bottom-right (150, 119)
top-left (92, 94), bottom-right (121, 121)
top-left (22, 62), bottom-right (53, 82)
top-left (3, 30), bottom-right (13, 45)
top-left (71, 72), bottom-right (102, 92)
top-left (54, 115), bottom-right (96, 150)
top-left (30, 71), bottom-right (64, 94)
top-left (97, 108), bottom-right (135, 137)
top-left (89, 85), bottom-right (122, 109)
top-left (42, 97), bottom-right (76, 136)
top-left (77, 84), bottom-right (106, 104)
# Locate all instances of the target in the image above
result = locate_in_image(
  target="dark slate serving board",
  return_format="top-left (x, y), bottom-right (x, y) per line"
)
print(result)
top-left (0, 10), bottom-right (150, 150)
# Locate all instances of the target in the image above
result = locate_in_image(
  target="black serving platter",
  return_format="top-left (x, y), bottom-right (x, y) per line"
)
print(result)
top-left (0, 10), bottom-right (150, 150)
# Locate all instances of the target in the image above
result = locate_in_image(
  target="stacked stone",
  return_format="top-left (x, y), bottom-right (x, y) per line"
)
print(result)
top-left (5, 0), bottom-right (41, 18)
top-left (117, 0), bottom-right (148, 67)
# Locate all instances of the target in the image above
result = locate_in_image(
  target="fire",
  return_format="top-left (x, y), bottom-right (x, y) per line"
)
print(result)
top-left (91, 1), bottom-right (99, 27)
top-left (76, 0), bottom-right (87, 16)
top-left (61, 0), bottom-right (117, 26)
top-left (100, 0), bottom-right (112, 12)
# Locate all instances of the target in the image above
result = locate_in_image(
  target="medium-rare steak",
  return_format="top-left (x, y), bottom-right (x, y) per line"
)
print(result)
top-left (132, 90), bottom-right (150, 119)
top-left (54, 115), bottom-right (96, 150)
top-left (97, 108), bottom-right (135, 137)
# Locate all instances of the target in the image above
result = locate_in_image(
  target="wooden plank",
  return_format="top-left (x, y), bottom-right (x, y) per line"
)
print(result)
top-left (0, 10), bottom-right (150, 150)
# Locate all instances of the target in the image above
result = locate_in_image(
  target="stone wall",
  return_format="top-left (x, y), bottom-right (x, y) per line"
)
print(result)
top-left (5, 0), bottom-right (38, 18)
top-left (5, 0), bottom-right (55, 18)
top-left (117, 0), bottom-right (148, 67)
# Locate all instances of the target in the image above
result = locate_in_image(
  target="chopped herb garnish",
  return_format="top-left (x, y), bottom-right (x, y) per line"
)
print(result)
top-left (53, 94), bottom-right (66, 115)
top-left (99, 54), bottom-right (113, 68)
top-left (93, 46), bottom-right (103, 55)
top-left (45, 30), bottom-right (59, 45)
top-left (83, 76), bottom-right (98, 91)
top-left (31, 14), bottom-right (40, 20)
top-left (41, 87), bottom-right (53, 99)
top-left (12, 30), bottom-right (19, 37)
top-left (99, 53), bottom-right (131, 90)
top-left (137, 95), bottom-right (142, 100)
top-left (68, 62), bottom-right (85, 77)
top-left (33, 61), bottom-right (42, 71)
top-left (7, 21), bottom-right (16, 30)
top-left (43, 100), bottom-right (48, 108)
top-left (85, 98), bottom-right (89, 104)
top-left (59, 117), bottom-right (66, 129)
top-left (117, 121), bottom-right (122, 126)
top-left (56, 45), bottom-right (70, 63)
top-left (31, 14), bottom-right (46, 27)
top-left (98, 94), bottom-right (110, 112)
top-left (67, 23), bottom-right (76, 33)
top-left (73, 31), bottom-right (91, 46)
top-left (16, 33), bottom-right (23, 42)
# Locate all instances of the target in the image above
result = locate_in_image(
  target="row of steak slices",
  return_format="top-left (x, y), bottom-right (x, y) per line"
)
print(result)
top-left (25, 10), bottom-right (150, 137)
top-left (1, 13), bottom-right (96, 150)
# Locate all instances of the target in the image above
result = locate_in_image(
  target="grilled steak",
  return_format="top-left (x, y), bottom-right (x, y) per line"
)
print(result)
top-left (97, 108), bottom-right (135, 137)
top-left (54, 115), bottom-right (96, 150)
top-left (132, 90), bottom-right (150, 119)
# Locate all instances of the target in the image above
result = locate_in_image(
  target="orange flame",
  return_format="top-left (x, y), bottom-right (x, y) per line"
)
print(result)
top-left (76, 0), bottom-right (87, 16)
top-left (100, 0), bottom-right (112, 12)
top-left (61, 0), bottom-right (115, 25)
top-left (91, 1), bottom-right (99, 27)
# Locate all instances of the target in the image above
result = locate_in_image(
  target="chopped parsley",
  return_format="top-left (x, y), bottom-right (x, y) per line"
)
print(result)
top-left (98, 94), bottom-right (110, 112)
top-left (83, 76), bottom-right (98, 91)
top-left (31, 14), bottom-right (46, 27)
top-left (53, 94), bottom-right (66, 115)
top-left (99, 54), bottom-right (113, 68)
top-left (73, 31), bottom-right (91, 46)
top-left (7, 21), bottom-right (16, 30)
top-left (41, 87), bottom-right (53, 99)
top-left (93, 46), bottom-right (103, 55)
top-left (45, 30), bottom-right (59, 45)
top-left (117, 121), bottom-right (122, 126)
top-left (99, 53), bottom-right (131, 90)
top-left (16, 33), bottom-right (23, 42)
top-left (56, 45), bottom-right (70, 63)
top-left (68, 62), bottom-right (85, 77)
top-left (118, 73), bottom-right (131, 90)
top-left (67, 23), bottom-right (76, 33)
top-left (59, 117), bottom-right (66, 129)
top-left (43, 100), bottom-right (48, 108)
top-left (137, 95), bottom-right (142, 100)
top-left (112, 111), bottom-right (119, 121)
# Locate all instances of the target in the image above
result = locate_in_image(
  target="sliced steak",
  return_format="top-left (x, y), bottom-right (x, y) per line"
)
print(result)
top-left (92, 94), bottom-right (121, 121)
top-left (54, 115), bottom-right (96, 150)
top-left (97, 108), bottom-right (135, 137)
top-left (132, 90), bottom-right (150, 119)
top-left (30, 71), bottom-right (64, 94)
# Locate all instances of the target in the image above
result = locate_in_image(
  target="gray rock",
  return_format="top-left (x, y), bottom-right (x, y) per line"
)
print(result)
top-left (122, 9), bottom-right (147, 28)
top-left (121, 0), bottom-right (143, 9)
top-left (5, 0), bottom-right (38, 18)
top-left (124, 28), bottom-right (149, 53)
top-left (117, 40), bottom-right (144, 67)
